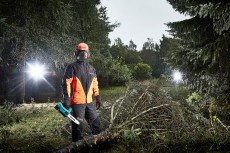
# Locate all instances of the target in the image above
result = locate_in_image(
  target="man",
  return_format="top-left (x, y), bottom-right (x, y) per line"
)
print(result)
top-left (62, 42), bottom-right (102, 142)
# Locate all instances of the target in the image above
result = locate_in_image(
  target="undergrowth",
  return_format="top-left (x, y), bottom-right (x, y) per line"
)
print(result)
top-left (0, 86), bottom-right (126, 153)
top-left (0, 83), bottom-right (229, 153)
top-left (0, 102), bottom-right (71, 153)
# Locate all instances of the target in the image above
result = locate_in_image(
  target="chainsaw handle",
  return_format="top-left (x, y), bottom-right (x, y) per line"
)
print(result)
top-left (55, 102), bottom-right (72, 117)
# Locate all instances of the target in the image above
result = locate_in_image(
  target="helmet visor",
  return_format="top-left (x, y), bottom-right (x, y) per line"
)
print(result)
top-left (76, 50), bottom-right (90, 61)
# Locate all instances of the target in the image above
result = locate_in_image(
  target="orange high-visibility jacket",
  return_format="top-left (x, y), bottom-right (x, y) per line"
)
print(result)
top-left (62, 61), bottom-right (99, 105)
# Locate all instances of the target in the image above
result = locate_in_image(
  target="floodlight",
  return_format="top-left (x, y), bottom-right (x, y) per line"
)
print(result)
top-left (172, 70), bottom-right (182, 83)
top-left (27, 62), bottom-right (46, 80)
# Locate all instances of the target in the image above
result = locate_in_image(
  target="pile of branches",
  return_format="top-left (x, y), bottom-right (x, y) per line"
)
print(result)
top-left (55, 82), bottom-right (230, 153)
top-left (106, 82), bottom-right (174, 136)
top-left (55, 82), bottom-right (185, 153)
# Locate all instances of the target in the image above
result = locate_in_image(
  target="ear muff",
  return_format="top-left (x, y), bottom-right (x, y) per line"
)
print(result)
top-left (86, 51), bottom-right (90, 58)
top-left (74, 50), bottom-right (78, 56)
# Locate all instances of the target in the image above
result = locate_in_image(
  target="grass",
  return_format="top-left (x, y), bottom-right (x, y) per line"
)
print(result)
top-left (160, 86), bottom-right (191, 101)
top-left (0, 83), bottom-right (229, 153)
top-left (0, 86), bottom-right (127, 153)
top-left (100, 86), bottom-right (127, 102)
top-left (0, 106), bottom-right (71, 153)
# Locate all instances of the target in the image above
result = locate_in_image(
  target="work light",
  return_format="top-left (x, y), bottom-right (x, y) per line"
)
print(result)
top-left (26, 62), bottom-right (46, 81)
top-left (172, 70), bottom-right (182, 83)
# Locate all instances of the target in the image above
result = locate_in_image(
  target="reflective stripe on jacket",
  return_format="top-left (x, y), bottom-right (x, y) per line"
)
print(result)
top-left (62, 61), bottom-right (99, 105)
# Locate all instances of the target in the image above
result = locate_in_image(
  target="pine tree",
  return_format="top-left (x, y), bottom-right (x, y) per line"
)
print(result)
top-left (0, 0), bottom-right (118, 103)
top-left (166, 0), bottom-right (230, 94)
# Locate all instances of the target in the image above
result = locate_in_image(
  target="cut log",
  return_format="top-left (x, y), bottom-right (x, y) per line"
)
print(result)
top-left (54, 128), bottom-right (113, 153)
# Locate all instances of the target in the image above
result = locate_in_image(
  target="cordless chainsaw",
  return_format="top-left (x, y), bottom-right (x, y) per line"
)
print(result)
top-left (54, 102), bottom-right (80, 125)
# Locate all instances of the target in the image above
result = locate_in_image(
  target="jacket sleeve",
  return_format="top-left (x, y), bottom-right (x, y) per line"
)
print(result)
top-left (62, 64), bottom-right (73, 106)
top-left (93, 70), bottom-right (99, 96)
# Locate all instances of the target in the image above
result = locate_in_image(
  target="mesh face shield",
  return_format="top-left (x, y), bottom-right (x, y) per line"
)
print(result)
top-left (76, 50), bottom-right (90, 61)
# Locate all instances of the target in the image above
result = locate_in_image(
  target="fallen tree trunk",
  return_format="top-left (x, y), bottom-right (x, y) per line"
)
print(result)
top-left (54, 128), bottom-right (113, 153)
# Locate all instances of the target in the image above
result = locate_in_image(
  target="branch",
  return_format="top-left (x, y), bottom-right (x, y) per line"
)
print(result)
top-left (109, 86), bottom-right (129, 128)
top-left (130, 86), bottom-right (150, 113)
top-left (216, 118), bottom-right (230, 131)
top-left (117, 104), bottom-right (169, 129)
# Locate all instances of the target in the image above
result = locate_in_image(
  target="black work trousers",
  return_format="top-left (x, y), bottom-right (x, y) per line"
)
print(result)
top-left (71, 102), bottom-right (101, 142)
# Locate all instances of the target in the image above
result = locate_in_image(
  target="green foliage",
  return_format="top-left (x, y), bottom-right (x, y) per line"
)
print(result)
top-left (0, 0), bottom-right (74, 64)
top-left (110, 38), bottom-right (127, 63)
top-left (128, 40), bottom-right (137, 51)
top-left (0, 101), bottom-right (21, 126)
top-left (107, 83), bottom-right (230, 153)
top-left (90, 53), bottom-right (111, 87)
top-left (125, 51), bottom-right (142, 65)
top-left (109, 61), bottom-right (132, 85)
top-left (189, 2), bottom-right (230, 35)
top-left (0, 84), bottom-right (229, 152)
top-left (0, 0), bottom-right (119, 103)
top-left (161, 86), bottom-right (190, 101)
top-left (0, 86), bottom-right (127, 152)
top-left (100, 86), bottom-right (126, 102)
top-left (142, 38), bottom-right (155, 50)
top-left (140, 42), bottom-right (156, 67)
top-left (91, 54), bottom-right (131, 86)
top-left (0, 103), bottom-right (70, 152)
top-left (109, 38), bottom-right (142, 65)
top-left (73, 1), bottom-right (119, 44)
top-left (133, 63), bottom-right (152, 80)
top-left (139, 37), bottom-right (169, 78)
top-left (166, 0), bottom-right (230, 95)
top-left (123, 127), bottom-right (141, 142)
top-left (0, 0), bottom-right (118, 69)
top-left (186, 92), bottom-right (203, 105)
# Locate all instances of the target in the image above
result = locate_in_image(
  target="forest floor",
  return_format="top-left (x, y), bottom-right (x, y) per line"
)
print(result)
top-left (0, 81), bottom-right (229, 153)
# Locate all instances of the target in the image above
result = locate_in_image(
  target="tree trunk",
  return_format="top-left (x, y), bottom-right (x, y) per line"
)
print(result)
top-left (54, 128), bottom-right (113, 153)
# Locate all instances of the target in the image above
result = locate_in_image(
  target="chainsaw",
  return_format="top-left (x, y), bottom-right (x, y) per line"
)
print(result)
top-left (54, 102), bottom-right (80, 125)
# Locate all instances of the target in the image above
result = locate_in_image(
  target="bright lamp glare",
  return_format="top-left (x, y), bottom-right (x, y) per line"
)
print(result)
top-left (173, 71), bottom-right (182, 83)
top-left (27, 63), bottom-right (46, 80)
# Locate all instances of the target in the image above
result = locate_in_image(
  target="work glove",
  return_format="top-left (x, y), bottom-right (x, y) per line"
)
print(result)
top-left (95, 95), bottom-right (102, 110)
top-left (63, 95), bottom-right (71, 109)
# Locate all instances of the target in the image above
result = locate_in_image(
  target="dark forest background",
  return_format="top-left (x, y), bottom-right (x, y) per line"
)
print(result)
top-left (0, 0), bottom-right (229, 107)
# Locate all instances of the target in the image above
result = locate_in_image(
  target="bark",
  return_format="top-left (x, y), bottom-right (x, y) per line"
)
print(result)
top-left (54, 128), bottom-right (113, 153)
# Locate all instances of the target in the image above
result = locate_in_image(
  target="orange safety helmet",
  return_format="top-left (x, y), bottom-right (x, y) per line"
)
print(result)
top-left (75, 43), bottom-right (90, 60)
top-left (77, 43), bottom-right (89, 51)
